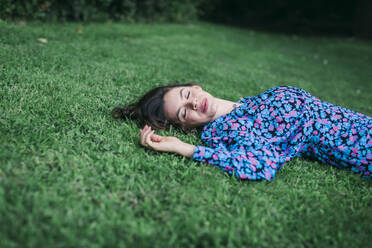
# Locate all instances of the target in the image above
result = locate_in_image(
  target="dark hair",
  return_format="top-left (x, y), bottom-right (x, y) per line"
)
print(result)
top-left (112, 83), bottom-right (194, 131)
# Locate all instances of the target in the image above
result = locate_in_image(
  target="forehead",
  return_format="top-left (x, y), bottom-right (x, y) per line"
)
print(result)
top-left (163, 87), bottom-right (183, 121)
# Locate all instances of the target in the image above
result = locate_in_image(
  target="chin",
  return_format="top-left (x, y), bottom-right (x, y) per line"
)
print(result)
top-left (209, 99), bottom-right (217, 116)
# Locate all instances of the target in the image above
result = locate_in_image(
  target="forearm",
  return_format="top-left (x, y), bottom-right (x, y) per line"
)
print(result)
top-left (174, 141), bottom-right (196, 158)
top-left (192, 145), bottom-right (279, 181)
top-left (140, 125), bottom-right (196, 158)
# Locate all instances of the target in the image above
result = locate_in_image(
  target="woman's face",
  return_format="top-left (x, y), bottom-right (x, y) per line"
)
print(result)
top-left (163, 85), bottom-right (218, 128)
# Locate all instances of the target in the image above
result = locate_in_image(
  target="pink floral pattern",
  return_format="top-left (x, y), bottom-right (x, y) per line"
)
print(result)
top-left (192, 86), bottom-right (372, 181)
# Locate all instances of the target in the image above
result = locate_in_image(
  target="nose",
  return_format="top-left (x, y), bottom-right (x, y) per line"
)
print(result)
top-left (187, 97), bottom-right (198, 110)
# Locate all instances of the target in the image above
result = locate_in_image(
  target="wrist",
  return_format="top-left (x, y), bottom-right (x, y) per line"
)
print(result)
top-left (175, 141), bottom-right (196, 158)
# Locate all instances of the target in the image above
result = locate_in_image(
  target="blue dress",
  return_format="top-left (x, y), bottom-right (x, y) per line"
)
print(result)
top-left (192, 86), bottom-right (372, 181)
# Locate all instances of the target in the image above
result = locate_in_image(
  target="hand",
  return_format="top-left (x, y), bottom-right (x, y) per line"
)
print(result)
top-left (139, 125), bottom-right (182, 153)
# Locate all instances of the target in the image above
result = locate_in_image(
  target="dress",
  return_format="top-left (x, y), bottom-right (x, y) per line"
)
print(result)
top-left (192, 86), bottom-right (372, 181)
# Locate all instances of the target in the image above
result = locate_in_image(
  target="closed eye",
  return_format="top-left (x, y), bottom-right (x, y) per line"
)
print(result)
top-left (187, 91), bottom-right (190, 99)
top-left (183, 109), bottom-right (187, 119)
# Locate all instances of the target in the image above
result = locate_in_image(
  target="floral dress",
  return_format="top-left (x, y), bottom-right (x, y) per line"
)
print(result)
top-left (192, 86), bottom-right (372, 181)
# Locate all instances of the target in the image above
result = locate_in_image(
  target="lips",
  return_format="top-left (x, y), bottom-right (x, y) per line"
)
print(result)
top-left (201, 98), bottom-right (208, 113)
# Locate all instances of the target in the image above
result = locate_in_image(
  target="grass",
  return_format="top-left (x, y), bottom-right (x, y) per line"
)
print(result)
top-left (1, 21), bottom-right (372, 248)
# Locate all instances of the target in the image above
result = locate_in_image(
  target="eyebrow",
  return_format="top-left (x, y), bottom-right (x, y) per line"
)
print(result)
top-left (176, 88), bottom-right (184, 122)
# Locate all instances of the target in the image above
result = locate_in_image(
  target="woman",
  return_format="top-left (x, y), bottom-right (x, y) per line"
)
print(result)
top-left (112, 83), bottom-right (372, 181)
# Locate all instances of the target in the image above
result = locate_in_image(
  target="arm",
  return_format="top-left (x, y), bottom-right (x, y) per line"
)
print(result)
top-left (176, 142), bottom-right (196, 158)
top-left (140, 125), bottom-right (280, 181)
top-left (140, 125), bottom-right (196, 157)
top-left (192, 144), bottom-right (280, 181)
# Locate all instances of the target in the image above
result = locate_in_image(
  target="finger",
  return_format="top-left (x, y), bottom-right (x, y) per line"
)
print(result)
top-left (144, 125), bottom-right (151, 133)
top-left (151, 133), bottom-right (162, 142)
top-left (140, 126), bottom-right (147, 133)
top-left (143, 129), bottom-right (153, 146)
top-left (145, 130), bottom-right (155, 148)
top-left (143, 127), bottom-right (154, 146)
top-left (140, 131), bottom-right (146, 146)
top-left (150, 133), bottom-right (160, 142)
top-left (141, 127), bottom-right (151, 146)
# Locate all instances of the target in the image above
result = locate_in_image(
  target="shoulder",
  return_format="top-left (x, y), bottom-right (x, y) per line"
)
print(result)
top-left (236, 86), bottom-right (306, 103)
top-left (264, 86), bottom-right (313, 97)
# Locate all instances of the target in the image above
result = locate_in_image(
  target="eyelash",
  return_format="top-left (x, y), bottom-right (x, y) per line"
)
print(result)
top-left (183, 91), bottom-right (190, 119)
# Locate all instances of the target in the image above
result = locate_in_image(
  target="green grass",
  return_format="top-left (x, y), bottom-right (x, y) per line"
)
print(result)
top-left (1, 21), bottom-right (372, 248)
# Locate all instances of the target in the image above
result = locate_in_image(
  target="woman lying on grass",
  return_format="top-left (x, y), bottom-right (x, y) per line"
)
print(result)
top-left (112, 83), bottom-right (372, 181)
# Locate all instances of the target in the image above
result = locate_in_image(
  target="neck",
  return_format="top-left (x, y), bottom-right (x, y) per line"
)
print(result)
top-left (212, 98), bottom-right (241, 121)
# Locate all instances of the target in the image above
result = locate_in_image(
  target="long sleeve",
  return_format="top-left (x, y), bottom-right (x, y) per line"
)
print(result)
top-left (192, 143), bottom-right (281, 181)
top-left (192, 86), bottom-right (313, 181)
top-left (192, 86), bottom-right (372, 181)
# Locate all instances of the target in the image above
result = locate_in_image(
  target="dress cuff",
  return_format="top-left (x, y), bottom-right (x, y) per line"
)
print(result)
top-left (192, 145), bottom-right (206, 163)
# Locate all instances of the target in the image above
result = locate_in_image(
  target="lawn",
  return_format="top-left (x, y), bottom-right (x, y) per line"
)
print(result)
top-left (1, 21), bottom-right (371, 248)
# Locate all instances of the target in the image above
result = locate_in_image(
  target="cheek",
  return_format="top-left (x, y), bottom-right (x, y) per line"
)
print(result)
top-left (188, 112), bottom-right (202, 122)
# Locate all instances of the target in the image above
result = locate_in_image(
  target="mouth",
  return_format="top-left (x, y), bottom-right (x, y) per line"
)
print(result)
top-left (201, 98), bottom-right (208, 113)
